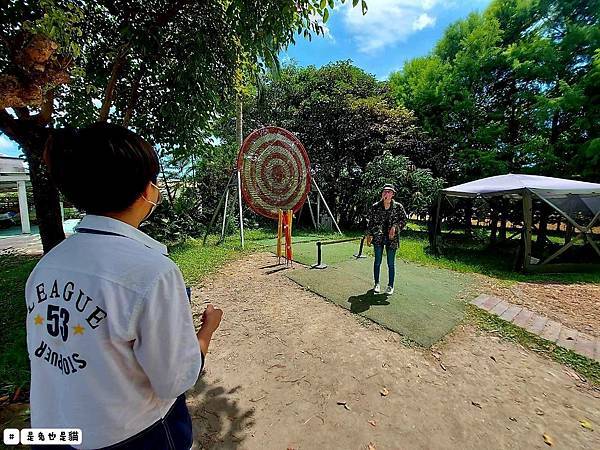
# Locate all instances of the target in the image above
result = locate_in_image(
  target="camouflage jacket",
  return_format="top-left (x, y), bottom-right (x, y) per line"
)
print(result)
top-left (367, 200), bottom-right (408, 249)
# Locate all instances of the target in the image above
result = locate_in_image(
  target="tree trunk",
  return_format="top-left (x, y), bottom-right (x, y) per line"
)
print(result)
top-left (0, 113), bottom-right (64, 252)
top-left (24, 139), bottom-right (65, 252)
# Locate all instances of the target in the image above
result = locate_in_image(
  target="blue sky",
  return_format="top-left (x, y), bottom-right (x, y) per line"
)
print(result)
top-left (282, 0), bottom-right (491, 79)
top-left (1, 0), bottom-right (491, 158)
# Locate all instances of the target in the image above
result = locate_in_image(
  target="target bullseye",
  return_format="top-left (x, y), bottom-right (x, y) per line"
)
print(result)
top-left (237, 127), bottom-right (311, 219)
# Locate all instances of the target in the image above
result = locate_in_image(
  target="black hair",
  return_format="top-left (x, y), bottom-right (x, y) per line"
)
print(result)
top-left (44, 122), bottom-right (159, 214)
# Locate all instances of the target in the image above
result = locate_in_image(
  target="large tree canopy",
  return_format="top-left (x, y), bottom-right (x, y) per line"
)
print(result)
top-left (389, 0), bottom-right (600, 184)
top-left (213, 61), bottom-right (437, 228)
top-left (0, 0), bottom-right (365, 251)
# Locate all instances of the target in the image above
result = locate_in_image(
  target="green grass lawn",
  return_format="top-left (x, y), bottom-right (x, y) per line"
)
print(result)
top-left (0, 253), bottom-right (39, 398)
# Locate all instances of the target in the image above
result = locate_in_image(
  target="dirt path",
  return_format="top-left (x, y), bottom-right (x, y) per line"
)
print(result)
top-left (188, 253), bottom-right (599, 450)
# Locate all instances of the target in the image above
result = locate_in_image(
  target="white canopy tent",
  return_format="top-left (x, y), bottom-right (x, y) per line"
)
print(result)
top-left (432, 174), bottom-right (600, 272)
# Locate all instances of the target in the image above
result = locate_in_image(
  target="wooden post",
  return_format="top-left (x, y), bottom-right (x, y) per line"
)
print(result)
top-left (522, 191), bottom-right (533, 271)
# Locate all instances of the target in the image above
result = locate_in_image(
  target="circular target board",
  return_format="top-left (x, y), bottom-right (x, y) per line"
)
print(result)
top-left (237, 127), bottom-right (311, 220)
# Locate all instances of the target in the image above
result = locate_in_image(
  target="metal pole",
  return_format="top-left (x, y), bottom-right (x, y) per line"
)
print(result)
top-left (522, 190), bottom-right (533, 271)
top-left (317, 193), bottom-right (320, 228)
top-left (219, 189), bottom-right (230, 244)
top-left (203, 171), bottom-right (235, 245)
top-left (311, 241), bottom-right (328, 269)
top-left (236, 95), bottom-right (245, 249)
top-left (354, 236), bottom-right (367, 258)
top-left (312, 178), bottom-right (342, 235)
top-left (307, 195), bottom-right (317, 230)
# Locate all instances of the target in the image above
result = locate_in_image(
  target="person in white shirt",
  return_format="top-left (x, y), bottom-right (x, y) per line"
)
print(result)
top-left (26, 123), bottom-right (222, 449)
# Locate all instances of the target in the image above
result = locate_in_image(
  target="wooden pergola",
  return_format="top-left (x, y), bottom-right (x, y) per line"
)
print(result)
top-left (0, 155), bottom-right (31, 234)
top-left (431, 174), bottom-right (600, 272)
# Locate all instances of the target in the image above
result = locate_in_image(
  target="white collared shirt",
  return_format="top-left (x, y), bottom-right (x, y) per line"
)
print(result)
top-left (25, 215), bottom-right (202, 449)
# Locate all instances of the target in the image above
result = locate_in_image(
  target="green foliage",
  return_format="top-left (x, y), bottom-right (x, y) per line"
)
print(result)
top-left (356, 152), bottom-right (443, 218)
top-left (22, 0), bottom-right (84, 58)
top-left (389, 0), bottom-right (600, 183)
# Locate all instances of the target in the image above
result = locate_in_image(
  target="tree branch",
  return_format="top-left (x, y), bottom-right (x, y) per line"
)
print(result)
top-left (98, 47), bottom-right (128, 122)
top-left (123, 66), bottom-right (144, 126)
top-left (14, 107), bottom-right (30, 119)
top-left (37, 88), bottom-right (55, 125)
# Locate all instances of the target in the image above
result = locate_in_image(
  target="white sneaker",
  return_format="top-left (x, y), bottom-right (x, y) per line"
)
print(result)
top-left (373, 283), bottom-right (381, 294)
top-left (385, 286), bottom-right (394, 295)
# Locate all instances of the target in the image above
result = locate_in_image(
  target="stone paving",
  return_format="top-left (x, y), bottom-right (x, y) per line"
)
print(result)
top-left (0, 234), bottom-right (44, 255)
top-left (471, 294), bottom-right (600, 362)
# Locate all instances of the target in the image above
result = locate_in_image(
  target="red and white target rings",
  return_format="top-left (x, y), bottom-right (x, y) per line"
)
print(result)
top-left (237, 127), bottom-right (311, 219)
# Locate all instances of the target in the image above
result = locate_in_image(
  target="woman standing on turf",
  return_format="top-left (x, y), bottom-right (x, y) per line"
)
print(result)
top-left (366, 183), bottom-right (407, 295)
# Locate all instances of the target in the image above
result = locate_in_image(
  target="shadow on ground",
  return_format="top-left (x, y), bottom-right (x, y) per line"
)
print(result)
top-left (187, 377), bottom-right (255, 449)
top-left (348, 290), bottom-right (390, 313)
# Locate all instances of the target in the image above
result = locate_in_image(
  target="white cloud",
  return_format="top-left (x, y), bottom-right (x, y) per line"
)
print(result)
top-left (413, 13), bottom-right (436, 30)
top-left (343, 0), bottom-right (441, 54)
top-left (309, 13), bottom-right (335, 42)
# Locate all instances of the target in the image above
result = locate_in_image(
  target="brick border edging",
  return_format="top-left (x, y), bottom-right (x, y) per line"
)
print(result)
top-left (471, 294), bottom-right (600, 363)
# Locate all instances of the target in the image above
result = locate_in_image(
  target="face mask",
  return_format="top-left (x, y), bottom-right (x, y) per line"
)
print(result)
top-left (141, 182), bottom-right (163, 222)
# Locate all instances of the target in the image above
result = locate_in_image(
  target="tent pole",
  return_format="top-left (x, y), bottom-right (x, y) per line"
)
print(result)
top-left (533, 192), bottom-right (586, 234)
top-left (522, 191), bottom-right (533, 271)
top-left (431, 194), bottom-right (442, 253)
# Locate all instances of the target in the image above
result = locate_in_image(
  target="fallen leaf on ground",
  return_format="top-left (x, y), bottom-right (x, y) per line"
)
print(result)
top-left (471, 401), bottom-right (482, 409)
top-left (380, 388), bottom-right (389, 397)
top-left (579, 419), bottom-right (593, 431)
top-left (368, 420), bottom-right (377, 427)
top-left (543, 434), bottom-right (554, 446)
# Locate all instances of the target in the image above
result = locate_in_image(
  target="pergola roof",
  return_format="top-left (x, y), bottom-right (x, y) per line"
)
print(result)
top-left (443, 174), bottom-right (600, 198)
top-left (0, 155), bottom-right (30, 193)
